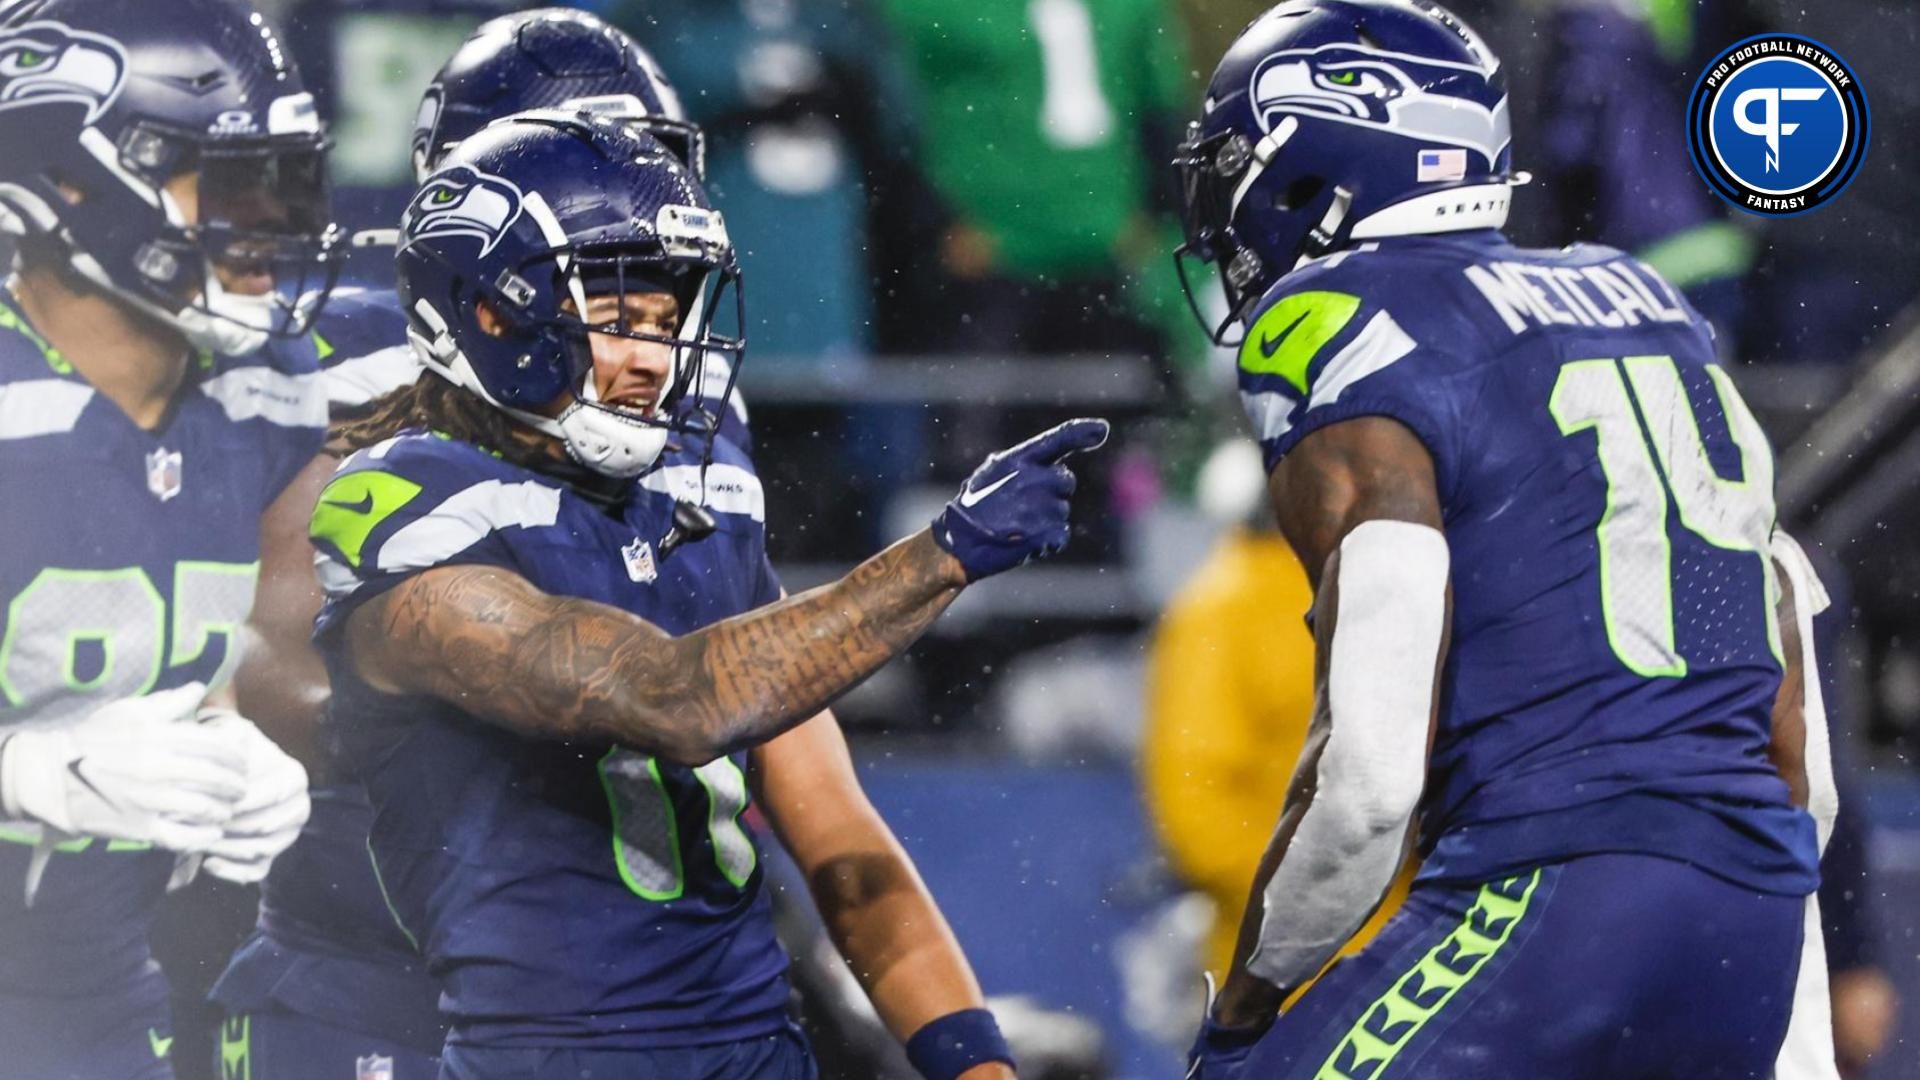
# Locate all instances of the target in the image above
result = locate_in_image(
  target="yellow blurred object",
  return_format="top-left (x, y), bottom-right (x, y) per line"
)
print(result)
top-left (1141, 527), bottom-right (1414, 988)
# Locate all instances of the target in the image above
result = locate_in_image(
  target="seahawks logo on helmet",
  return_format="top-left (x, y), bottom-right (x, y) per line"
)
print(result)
top-left (0, 21), bottom-right (127, 125)
top-left (403, 165), bottom-right (524, 256)
top-left (410, 85), bottom-right (443, 173)
top-left (1249, 44), bottom-right (1507, 165)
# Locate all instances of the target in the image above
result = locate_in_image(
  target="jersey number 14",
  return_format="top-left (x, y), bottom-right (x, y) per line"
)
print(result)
top-left (1550, 355), bottom-right (1782, 678)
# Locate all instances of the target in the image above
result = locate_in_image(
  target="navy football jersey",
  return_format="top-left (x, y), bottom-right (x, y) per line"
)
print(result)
top-left (312, 286), bottom-right (420, 415)
top-left (1237, 229), bottom-right (1816, 896)
top-left (309, 432), bottom-right (789, 1048)
top-left (214, 287), bottom-right (440, 1047)
top-left (0, 292), bottom-right (325, 996)
top-left (211, 783), bottom-right (447, 1052)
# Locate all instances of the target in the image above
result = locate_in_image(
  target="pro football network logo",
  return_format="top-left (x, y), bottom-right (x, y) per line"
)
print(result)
top-left (402, 164), bottom-right (524, 256)
top-left (0, 21), bottom-right (128, 124)
top-left (1686, 34), bottom-right (1869, 216)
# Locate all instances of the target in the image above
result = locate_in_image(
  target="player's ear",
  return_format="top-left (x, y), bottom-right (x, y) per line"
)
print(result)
top-left (475, 297), bottom-right (508, 338)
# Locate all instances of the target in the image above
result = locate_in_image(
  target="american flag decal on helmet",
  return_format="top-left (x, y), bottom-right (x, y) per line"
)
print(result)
top-left (1418, 148), bottom-right (1467, 181)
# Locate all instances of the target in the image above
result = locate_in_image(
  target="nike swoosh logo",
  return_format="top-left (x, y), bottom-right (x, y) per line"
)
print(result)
top-left (1259, 308), bottom-right (1312, 360)
top-left (321, 492), bottom-right (377, 515)
top-left (958, 471), bottom-right (1017, 508)
top-left (149, 1028), bottom-right (173, 1059)
top-left (67, 759), bottom-right (116, 808)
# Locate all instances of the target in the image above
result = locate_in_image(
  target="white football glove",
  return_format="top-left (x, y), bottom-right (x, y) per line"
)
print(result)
top-left (193, 708), bottom-right (310, 884)
top-left (0, 682), bottom-right (247, 852)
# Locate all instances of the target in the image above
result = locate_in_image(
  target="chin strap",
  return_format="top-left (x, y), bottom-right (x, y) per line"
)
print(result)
top-left (173, 276), bottom-right (278, 356)
top-left (548, 399), bottom-right (670, 479)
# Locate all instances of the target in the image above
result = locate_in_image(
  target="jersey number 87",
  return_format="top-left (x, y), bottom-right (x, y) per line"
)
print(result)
top-left (1551, 356), bottom-right (1782, 679)
top-left (0, 563), bottom-right (258, 721)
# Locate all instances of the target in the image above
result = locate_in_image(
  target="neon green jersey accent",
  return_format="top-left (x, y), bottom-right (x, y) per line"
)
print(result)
top-left (366, 837), bottom-right (422, 953)
top-left (148, 1027), bottom-right (173, 1060)
top-left (0, 828), bottom-right (92, 851)
top-left (1313, 870), bottom-right (1542, 1079)
top-left (312, 329), bottom-right (335, 362)
top-left (601, 749), bottom-right (687, 902)
top-left (310, 471), bottom-right (425, 569)
top-left (0, 302), bottom-right (70, 374)
top-left (218, 1015), bottom-right (250, 1080)
top-left (1238, 291), bottom-right (1363, 394)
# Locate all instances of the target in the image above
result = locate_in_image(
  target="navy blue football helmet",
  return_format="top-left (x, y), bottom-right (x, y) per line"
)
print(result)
top-left (397, 112), bottom-right (741, 478)
top-left (1175, 0), bottom-right (1523, 343)
top-left (0, 0), bottom-right (341, 353)
top-left (412, 8), bottom-right (702, 182)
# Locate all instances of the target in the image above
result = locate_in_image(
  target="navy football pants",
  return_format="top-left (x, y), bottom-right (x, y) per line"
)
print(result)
top-left (437, 1024), bottom-right (817, 1080)
top-left (0, 976), bottom-right (174, 1080)
top-left (212, 1011), bottom-right (439, 1080)
top-left (1233, 853), bottom-right (1803, 1079)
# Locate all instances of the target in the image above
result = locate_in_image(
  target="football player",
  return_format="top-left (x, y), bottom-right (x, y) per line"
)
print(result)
top-left (1173, 2), bottom-right (1834, 1076)
top-left (211, 13), bottom-right (722, 1077)
top-left (309, 113), bottom-right (1097, 1079)
top-left (0, 0), bottom-right (335, 1074)
top-left (302, 8), bottom-right (743, 448)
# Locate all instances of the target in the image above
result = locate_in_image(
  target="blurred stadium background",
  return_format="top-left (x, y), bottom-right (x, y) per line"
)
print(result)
top-left (161, 0), bottom-right (1920, 1076)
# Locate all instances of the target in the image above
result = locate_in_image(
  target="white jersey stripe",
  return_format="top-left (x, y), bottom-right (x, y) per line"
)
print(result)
top-left (1241, 390), bottom-right (1296, 445)
top-left (323, 346), bottom-right (422, 410)
top-left (1307, 310), bottom-right (1417, 413)
top-left (376, 479), bottom-right (563, 574)
top-left (639, 462), bottom-right (764, 522)
top-left (0, 379), bottom-right (93, 439)
top-left (200, 366), bottom-right (328, 429)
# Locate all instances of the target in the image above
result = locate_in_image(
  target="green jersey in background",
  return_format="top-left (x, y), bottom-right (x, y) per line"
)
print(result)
top-left (877, 0), bottom-right (1191, 280)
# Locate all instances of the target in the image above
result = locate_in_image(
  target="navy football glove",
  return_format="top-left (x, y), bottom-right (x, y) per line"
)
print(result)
top-left (933, 417), bottom-right (1109, 582)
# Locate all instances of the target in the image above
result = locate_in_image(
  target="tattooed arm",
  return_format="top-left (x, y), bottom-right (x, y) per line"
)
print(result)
top-left (344, 531), bottom-right (965, 766)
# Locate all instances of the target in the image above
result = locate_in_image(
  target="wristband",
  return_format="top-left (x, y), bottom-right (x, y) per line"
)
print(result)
top-left (906, 1007), bottom-right (1015, 1080)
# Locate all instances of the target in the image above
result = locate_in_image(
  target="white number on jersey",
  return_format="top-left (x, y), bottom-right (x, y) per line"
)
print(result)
top-left (601, 748), bottom-right (757, 900)
top-left (1029, 0), bottom-right (1114, 149)
top-left (1550, 356), bottom-right (1779, 678)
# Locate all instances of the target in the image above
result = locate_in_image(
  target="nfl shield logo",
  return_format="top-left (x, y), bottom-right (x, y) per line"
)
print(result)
top-left (622, 537), bottom-right (658, 584)
top-left (145, 447), bottom-right (182, 502)
top-left (355, 1054), bottom-right (393, 1080)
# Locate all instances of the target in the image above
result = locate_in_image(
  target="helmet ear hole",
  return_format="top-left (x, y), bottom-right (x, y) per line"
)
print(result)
top-left (42, 170), bottom-right (86, 206)
top-left (1275, 176), bottom-right (1326, 212)
top-left (475, 297), bottom-right (510, 338)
